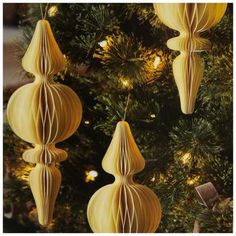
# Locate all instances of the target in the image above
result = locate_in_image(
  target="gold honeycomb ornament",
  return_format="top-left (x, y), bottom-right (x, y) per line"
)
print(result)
top-left (154, 3), bottom-right (227, 114)
top-left (7, 20), bottom-right (82, 225)
top-left (87, 121), bottom-right (161, 232)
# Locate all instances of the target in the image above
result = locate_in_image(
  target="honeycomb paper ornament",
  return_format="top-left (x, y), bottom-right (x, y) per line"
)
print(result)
top-left (7, 20), bottom-right (82, 225)
top-left (153, 3), bottom-right (227, 114)
top-left (87, 121), bottom-right (161, 233)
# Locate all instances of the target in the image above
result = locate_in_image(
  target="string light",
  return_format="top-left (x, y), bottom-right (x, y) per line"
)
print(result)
top-left (143, 49), bottom-right (165, 84)
top-left (181, 152), bottom-right (192, 165)
top-left (85, 170), bottom-right (98, 182)
top-left (151, 173), bottom-right (165, 183)
top-left (159, 173), bottom-right (165, 182)
top-left (153, 56), bottom-right (161, 69)
top-left (98, 40), bottom-right (107, 48)
top-left (84, 120), bottom-right (90, 125)
top-left (151, 176), bottom-right (156, 182)
top-left (150, 113), bottom-right (156, 118)
top-left (121, 79), bottom-right (130, 87)
top-left (187, 175), bottom-right (200, 186)
top-left (15, 165), bottom-right (33, 183)
top-left (120, 77), bottom-right (133, 89)
top-left (48, 5), bottom-right (58, 17)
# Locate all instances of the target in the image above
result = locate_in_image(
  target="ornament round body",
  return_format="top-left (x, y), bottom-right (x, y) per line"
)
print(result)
top-left (7, 79), bottom-right (82, 146)
top-left (87, 182), bottom-right (161, 232)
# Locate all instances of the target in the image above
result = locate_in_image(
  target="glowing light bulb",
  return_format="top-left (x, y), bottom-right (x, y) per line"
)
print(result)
top-left (122, 80), bottom-right (129, 87)
top-left (120, 77), bottom-right (132, 89)
top-left (85, 170), bottom-right (98, 182)
top-left (181, 153), bottom-right (192, 164)
top-left (15, 165), bottom-right (33, 183)
top-left (153, 56), bottom-right (161, 69)
top-left (84, 120), bottom-right (90, 125)
top-left (89, 170), bottom-right (98, 177)
top-left (48, 5), bottom-right (58, 17)
top-left (150, 113), bottom-right (156, 118)
top-left (187, 176), bottom-right (200, 186)
top-left (159, 174), bottom-right (165, 182)
top-left (98, 40), bottom-right (107, 48)
top-left (151, 176), bottom-right (156, 182)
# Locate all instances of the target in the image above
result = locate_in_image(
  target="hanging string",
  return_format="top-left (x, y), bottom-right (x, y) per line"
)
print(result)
top-left (43, 3), bottom-right (49, 19)
top-left (40, 3), bottom-right (49, 20)
top-left (123, 93), bottom-right (131, 121)
top-left (40, 4), bottom-right (44, 19)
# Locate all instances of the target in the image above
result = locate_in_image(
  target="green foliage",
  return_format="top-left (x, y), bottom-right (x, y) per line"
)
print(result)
top-left (169, 118), bottom-right (223, 160)
top-left (197, 204), bottom-right (233, 233)
top-left (203, 156), bottom-right (233, 196)
top-left (123, 3), bottom-right (162, 28)
top-left (95, 33), bottom-right (147, 82)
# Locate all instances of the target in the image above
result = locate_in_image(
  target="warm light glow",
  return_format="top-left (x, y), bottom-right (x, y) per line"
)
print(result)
top-left (98, 40), bottom-right (107, 48)
top-left (85, 170), bottom-right (98, 182)
top-left (181, 152), bottom-right (192, 164)
top-left (120, 77), bottom-right (132, 89)
top-left (159, 173), bottom-right (165, 182)
top-left (150, 113), bottom-right (156, 118)
top-left (121, 79), bottom-right (130, 87)
top-left (48, 5), bottom-right (58, 17)
top-left (187, 176), bottom-right (200, 186)
top-left (153, 56), bottom-right (161, 69)
top-left (15, 165), bottom-right (33, 183)
top-left (84, 120), bottom-right (90, 125)
top-left (151, 176), bottom-right (156, 182)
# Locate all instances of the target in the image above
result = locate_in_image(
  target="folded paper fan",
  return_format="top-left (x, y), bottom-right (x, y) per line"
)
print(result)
top-left (153, 3), bottom-right (227, 114)
top-left (87, 121), bottom-right (161, 233)
top-left (7, 20), bottom-right (83, 225)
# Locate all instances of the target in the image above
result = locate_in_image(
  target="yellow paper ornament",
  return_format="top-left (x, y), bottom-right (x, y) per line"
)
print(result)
top-left (7, 20), bottom-right (82, 225)
top-left (87, 121), bottom-right (161, 233)
top-left (153, 3), bottom-right (227, 114)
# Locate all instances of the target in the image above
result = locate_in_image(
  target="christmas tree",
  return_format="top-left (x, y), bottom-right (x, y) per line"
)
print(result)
top-left (3, 3), bottom-right (233, 233)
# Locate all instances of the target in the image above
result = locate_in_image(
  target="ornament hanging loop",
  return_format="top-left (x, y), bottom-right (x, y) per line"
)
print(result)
top-left (123, 93), bottom-right (131, 121)
top-left (40, 3), bottom-right (49, 20)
